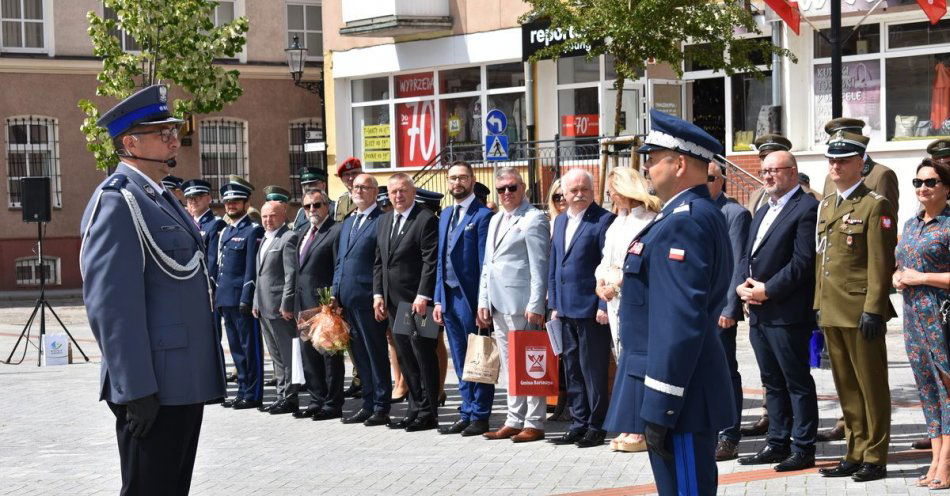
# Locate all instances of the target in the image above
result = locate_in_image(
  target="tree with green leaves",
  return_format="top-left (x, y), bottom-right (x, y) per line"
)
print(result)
top-left (79, 0), bottom-right (249, 170)
top-left (521, 0), bottom-right (796, 137)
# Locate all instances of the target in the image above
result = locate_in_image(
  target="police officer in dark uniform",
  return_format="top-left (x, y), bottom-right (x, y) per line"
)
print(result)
top-left (181, 179), bottom-right (226, 263)
top-left (604, 109), bottom-right (735, 495)
top-left (162, 174), bottom-right (185, 205)
top-left (81, 85), bottom-right (226, 494)
top-left (216, 178), bottom-right (266, 410)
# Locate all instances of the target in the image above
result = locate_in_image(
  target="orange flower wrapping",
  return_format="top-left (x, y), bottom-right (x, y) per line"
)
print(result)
top-left (309, 304), bottom-right (350, 355)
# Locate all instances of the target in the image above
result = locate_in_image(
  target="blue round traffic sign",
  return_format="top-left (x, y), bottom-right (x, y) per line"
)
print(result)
top-left (485, 109), bottom-right (507, 135)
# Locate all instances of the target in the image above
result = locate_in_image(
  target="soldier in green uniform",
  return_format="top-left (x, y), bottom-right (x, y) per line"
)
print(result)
top-left (333, 157), bottom-right (362, 222)
top-left (929, 138), bottom-right (950, 167)
top-left (820, 118), bottom-right (899, 210)
top-left (814, 131), bottom-right (898, 483)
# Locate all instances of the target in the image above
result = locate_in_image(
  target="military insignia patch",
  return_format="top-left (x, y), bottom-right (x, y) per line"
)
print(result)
top-left (846, 235), bottom-right (854, 246)
top-left (629, 241), bottom-right (644, 255)
top-left (881, 216), bottom-right (893, 230)
top-left (668, 248), bottom-right (685, 261)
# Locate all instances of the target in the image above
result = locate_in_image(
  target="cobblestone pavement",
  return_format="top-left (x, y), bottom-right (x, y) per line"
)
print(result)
top-left (0, 297), bottom-right (938, 495)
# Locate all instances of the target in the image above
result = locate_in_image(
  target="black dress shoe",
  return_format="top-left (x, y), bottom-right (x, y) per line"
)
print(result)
top-left (265, 378), bottom-right (277, 387)
top-left (405, 417), bottom-right (439, 432)
top-left (259, 400), bottom-right (280, 413)
top-left (388, 416), bottom-right (416, 429)
top-left (774, 452), bottom-right (815, 472)
top-left (737, 445), bottom-right (791, 465)
top-left (269, 400), bottom-right (299, 415)
top-left (221, 398), bottom-right (240, 408)
top-left (341, 409), bottom-right (372, 424)
top-left (818, 460), bottom-right (862, 477)
top-left (851, 463), bottom-right (886, 482)
top-left (439, 419), bottom-right (470, 435)
top-left (232, 399), bottom-right (262, 410)
top-left (312, 409), bottom-right (342, 421)
top-left (205, 397), bottom-right (225, 405)
top-left (739, 415), bottom-right (769, 436)
top-left (363, 412), bottom-right (391, 426)
top-left (226, 372), bottom-right (237, 383)
top-left (461, 420), bottom-right (490, 437)
top-left (293, 405), bottom-right (322, 419)
top-left (575, 430), bottom-right (607, 448)
top-left (549, 428), bottom-right (587, 445)
top-left (344, 383), bottom-right (362, 398)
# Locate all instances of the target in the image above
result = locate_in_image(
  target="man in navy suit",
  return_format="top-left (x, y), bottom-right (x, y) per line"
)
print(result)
top-left (81, 84), bottom-right (226, 494)
top-left (605, 109), bottom-right (734, 495)
top-left (332, 174), bottom-right (392, 427)
top-left (215, 178), bottom-right (265, 410)
top-left (432, 161), bottom-right (494, 436)
top-left (736, 150), bottom-right (820, 472)
top-left (548, 169), bottom-right (616, 448)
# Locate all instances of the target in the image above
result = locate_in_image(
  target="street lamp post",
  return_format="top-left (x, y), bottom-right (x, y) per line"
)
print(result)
top-left (285, 34), bottom-right (328, 176)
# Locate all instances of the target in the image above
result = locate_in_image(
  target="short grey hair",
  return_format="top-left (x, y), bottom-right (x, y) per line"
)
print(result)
top-left (494, 166), bottom-right (523, 183)
top-left (388, 172), bottom-right (415, 188)
top-left (562, 169), bottom-right (593, 187)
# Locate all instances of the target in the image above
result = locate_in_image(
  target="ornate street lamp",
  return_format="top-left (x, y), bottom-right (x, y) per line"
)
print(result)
top-left (285, 34), bottom-right (327, 174)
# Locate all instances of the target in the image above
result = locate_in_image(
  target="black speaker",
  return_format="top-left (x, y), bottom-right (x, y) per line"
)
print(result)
top-left (21, 176), bottom-right (51, 223)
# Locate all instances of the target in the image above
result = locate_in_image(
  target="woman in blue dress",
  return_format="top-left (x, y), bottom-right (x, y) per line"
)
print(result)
top-left (894, 158), bottom-right (950, 490)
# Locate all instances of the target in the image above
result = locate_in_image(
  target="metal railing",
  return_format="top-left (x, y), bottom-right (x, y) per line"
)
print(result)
top-left (716, 154), bottom-right (764, 208)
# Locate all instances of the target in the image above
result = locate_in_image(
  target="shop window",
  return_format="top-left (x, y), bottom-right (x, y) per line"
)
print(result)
top-left (603, 87), bottom-right (641, 137)
top-left (814, 24), bottom-right (880, 58)
top-left (352, 77), bottom-right (388, 103)
top-left (889, 19), bottom-right (950, 49)
top-left (731, 71), bottom-right (773, 152)
top-left (557, 56), bottom-right (599, 84)
top-left (487, 62), bottom-right (525, 89)
top-left (288, 120), bottom-right (324, 201)
top-left (885, 54), bottom-right (950, 141)
top-left (488, 93), bottom-right (527, 143)
top-left (287, 1), bottom-right (322, 58)
top-left (439, 96), bottom-right (480, 146)
top-left (688, 79), bottom-right (725, 149)
top-left (396, 100), bottom-right (437, 167)
top-left (200, 119), bottom-right (248, 202)
top-left (813, 60), bottom-right (881, 143)
top-left (604, 54), bottom-right (644, 81)
top-left (15, 256), bottom-right (60, 286)
top-left (0, 0), bottom-right (44, 52)
top-left (684, 43), bottom-right (716, 72)
top-left (558, 87), bottom-right (600, 137)
top-left (5, 116), bottom-right (61, 208)
top-left (352, 105), bottom-right (390, 169)
top-left (439, 66), bottom-right (480, 94)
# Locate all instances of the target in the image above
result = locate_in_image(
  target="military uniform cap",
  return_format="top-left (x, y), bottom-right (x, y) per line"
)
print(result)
top-left (263, 185), bottom-right (291, 203)
top-left (798, 172), bottom-right (811, 185)
top-left (181, 179), bottom-right (212, 197)
top-left (638, 109), bottom-right (723, 162)
top-left (927, 138), bottom-right (950, 159)
top-left (825, 130), bottom-right (869, 158)
top-left (96, 84), bottom-right (184, 138)
top-left (337, 157), bottom-right (363, 176)
top-left (376, 185), bottom-right (390, 206)
top-left (227, 175), bottom-right (255, 191)
top-left (474, 182), bottom-right (491, 201)
top-left (414, 188), bottom-right (444, 213)
top-left (299, 166), bottom-right (328, 185)
top-left (161, 175), bottom-right (183, 191)
top-left (753, 134), bottom-right (792, 155)
top-left (824, 117), bottom-right (866, 136)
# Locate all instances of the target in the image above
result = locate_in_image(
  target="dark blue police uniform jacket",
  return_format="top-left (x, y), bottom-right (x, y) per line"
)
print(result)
top-left (196, 209), bottom-right (226, 280)
top-left (80, 163), bottom-right (226, 406)
top-left (548, 203), bottom-right (615, 318)
top-left (605, 185), bottom-right (735, 433)
top-left (214, 215), bottom-right (263, 308)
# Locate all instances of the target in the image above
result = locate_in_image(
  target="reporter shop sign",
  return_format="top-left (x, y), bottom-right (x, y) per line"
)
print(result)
top-left (521, 19), bottom-right (589, 61)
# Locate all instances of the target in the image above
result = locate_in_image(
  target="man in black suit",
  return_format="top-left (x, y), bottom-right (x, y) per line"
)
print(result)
top-left (294, 188), bottom-right (344, 421)
top-left (373, 173), bottom-right (440, 432)
top-left (735, 150), bottom-right (820, 472)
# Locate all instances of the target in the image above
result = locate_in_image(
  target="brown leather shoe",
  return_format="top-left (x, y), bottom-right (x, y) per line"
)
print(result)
top-left (483, 425), bottom-right (522, 440)
top-left (715, 439), bottom-right (738, 461)
top-left (511, 428), bottom-right (545, 443)
top-left (912, 437), bottom-right (933, 450)
top-left (739, 415), bottom-right (769, 436)
top-left (816, 424), bottom-right (845, 442)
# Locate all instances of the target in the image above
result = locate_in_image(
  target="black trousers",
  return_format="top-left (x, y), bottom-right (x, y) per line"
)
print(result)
top-left (749, 322), bottom-right (819, 454)
top-left (107, 402), bottom-right (204, 496)
top-left (300, 341), bottom-right (345, 412)
top-left (560, 316), bottom-right (612, 432)
top-left (390, 306), bottom-right (439, 422)
top-left (717, 325), bottom-right (743, 442)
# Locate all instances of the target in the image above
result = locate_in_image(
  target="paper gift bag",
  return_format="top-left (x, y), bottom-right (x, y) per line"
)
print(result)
top-left (508, 330), bottom-right (559, 396)
top-left (461, 330), bottom-right (500, 384)
top-left (291, 338), bottom-right (306, 385)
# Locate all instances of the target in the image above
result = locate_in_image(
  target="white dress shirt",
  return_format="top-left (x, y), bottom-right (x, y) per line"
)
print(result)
top-left (837, 179), bottom-right (863, 204)
top-left (451, 193), bottom-right (476, 229)
top-left (258, 229), bottom-right (278, 264)
top-left (564, 205), bottom-right (589, 248)
top-left (751, 185), bottom-right (800, 253)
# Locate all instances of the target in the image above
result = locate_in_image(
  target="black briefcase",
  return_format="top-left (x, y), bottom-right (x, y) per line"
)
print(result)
top-left (392, 301), bottom-right (440, 339)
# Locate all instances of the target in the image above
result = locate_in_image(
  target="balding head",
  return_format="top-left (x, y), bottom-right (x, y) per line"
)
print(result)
top-left (261, 200), bottom-right (287, 232)
top-left (761, 150), bottom-right (799, 199)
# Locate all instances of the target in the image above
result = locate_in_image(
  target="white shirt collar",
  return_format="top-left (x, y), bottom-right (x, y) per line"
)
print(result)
top-left (264, 228), bottom-right (279, 239)
top-left (123, 162), bottom-right (165, 194)
top-left (394, 204), bottom-right (414, 220)
top-left (455, 193), bottom-right (476, 210)
top-left (567, 205), bottom-right (589, 221)
top-left (229, 213), bottom-right (249, 227)
top-left (768, 185), bottom-right (800, 209)
top-left (194, 208), bottom-right (212, 223)
top-left (355, 203), bottom-right (377, 217)
top-left (838, 179), bottom-right (863, 201)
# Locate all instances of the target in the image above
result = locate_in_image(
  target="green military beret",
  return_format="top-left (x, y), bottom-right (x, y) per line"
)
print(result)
top-left (824, 117), bottom-right (866, 136)
top-left (299, 166), bottom-right (328, 185)
top-left (927, 138), bottom-right (950, 159)
top-left (228, 175), bottom-right (255, 192)
top-left (753, 134), bottom-right (792, 156)
top-left (263, 185), bottom-right (291, 203)
top-left (825, 130), bottom-right (869, 159)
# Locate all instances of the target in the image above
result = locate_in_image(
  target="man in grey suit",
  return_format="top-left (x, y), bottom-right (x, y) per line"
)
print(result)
top-left (708, 162), bottom-right (752, 461)
top-left (477, 167), bottom-right (550, 443)
top-left (253, 201), bottom-right (300, 415)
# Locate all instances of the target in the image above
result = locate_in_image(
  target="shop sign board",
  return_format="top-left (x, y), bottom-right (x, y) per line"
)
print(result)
top-left (560, 114), bottom-right (600, 137)
top-left (813, 60), bottom-right (881, 143)
top-left (521, 18), bottom-right (590, 62)
top-left (363, 124), bottom-right (391, 163)
top-left (397, 101), bottom-right (437, 167)
top-left (395, 72), bottom-right (435, 98)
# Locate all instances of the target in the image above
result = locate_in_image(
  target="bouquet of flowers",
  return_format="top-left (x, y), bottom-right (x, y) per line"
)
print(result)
top-left (297, 288), bottom-right (350, 355)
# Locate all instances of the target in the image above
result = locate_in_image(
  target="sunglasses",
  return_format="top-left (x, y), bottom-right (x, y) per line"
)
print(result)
top-left (913, 178), bottom-right (942, 188)
top-left (707, 175), bottom-right (716, 182)
top-left (496, 184), bottom-right (519, 194)
top-left (302, 202), bottom-right (324, 210)
top-left (552, 193), bottom-right (564, 202)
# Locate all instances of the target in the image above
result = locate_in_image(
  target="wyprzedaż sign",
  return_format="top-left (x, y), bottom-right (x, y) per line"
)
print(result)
top-left (395, 72), bottom-right (434, 98)
top-left (521, 18), bottom-right (590, 62)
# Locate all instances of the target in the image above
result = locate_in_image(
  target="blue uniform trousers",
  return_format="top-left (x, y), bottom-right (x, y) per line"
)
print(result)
top-left (649, 430), bottom-right (718, 496)
top-left (749, 323), bottom-right (818, 454)
top-left (443, 286), bottom-right (494, 421)
top-left (717, 325), bottom-right (743, 443)
top-left (560, 316), bottom-right (612, 432)
top-left (220, 306), bottom-right (263, 401)
top-left (344, 305), bottom-right (391, 414)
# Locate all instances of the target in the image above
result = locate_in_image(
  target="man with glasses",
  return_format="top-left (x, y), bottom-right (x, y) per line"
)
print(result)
top-left (735, 151), bottom-right (820, 473)
top-left (706, 162), bottom-right (751, 461)
top-left (433, 161), bottom-right (494, 436)
top-left (293, 167), bottom-right (334, 231)
top-left (478, 167), bottom-right (550, 443)
top-left (80, 85), bottom-right (226, 494)
top-left (746, 134), bottom-right (793, 213)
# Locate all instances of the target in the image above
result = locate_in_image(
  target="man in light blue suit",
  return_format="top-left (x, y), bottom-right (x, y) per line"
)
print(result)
top-left (80, 84), bottom-right (226, 494)
top-left (433, 161), bottom-right (493, 437)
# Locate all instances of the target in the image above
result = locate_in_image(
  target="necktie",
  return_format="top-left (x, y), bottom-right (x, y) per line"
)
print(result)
top-left (391, 214), bottom-right (402, 242)
top-left (299, 225), bottom-right (316, 264)
top-left (348, 214), bottom-right (364, 247)
top-left (449, 206), bottom-right (461, 233)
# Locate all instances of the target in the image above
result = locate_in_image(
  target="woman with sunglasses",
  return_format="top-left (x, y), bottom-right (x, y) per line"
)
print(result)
top-left (594, 167), bottom-right (660, 452)
top-left (894, 158), bottom-right (950, 489)
top-left (547, 179), bottom-right (567, 233)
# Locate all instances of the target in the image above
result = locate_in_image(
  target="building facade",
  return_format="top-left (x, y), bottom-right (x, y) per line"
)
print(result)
top-left (0, 0), bottom-right (325, 291)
